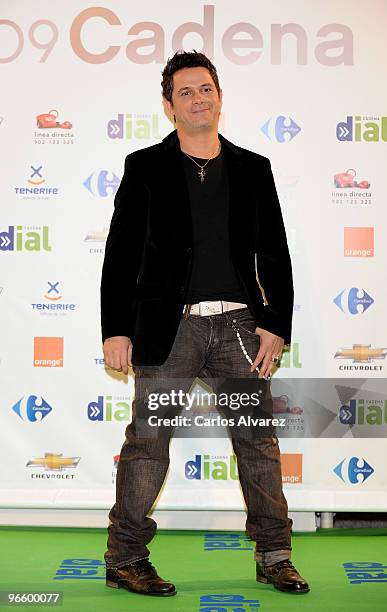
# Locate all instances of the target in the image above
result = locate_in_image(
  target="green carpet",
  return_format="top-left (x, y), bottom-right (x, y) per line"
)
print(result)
top-left (0, 527), bottom-right (386, 611)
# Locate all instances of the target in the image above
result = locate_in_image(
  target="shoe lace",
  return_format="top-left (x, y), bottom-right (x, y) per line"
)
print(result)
top-left (130, 558), bottom-right (156, 577)
top-left (267, 560), bottom-right (296, 574)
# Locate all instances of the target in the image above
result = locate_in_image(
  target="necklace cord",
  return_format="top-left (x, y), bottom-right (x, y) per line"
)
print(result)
top-left (181, 142), bottom-right (221, 183)
top-left (182, 141), bottom-right (221, 169)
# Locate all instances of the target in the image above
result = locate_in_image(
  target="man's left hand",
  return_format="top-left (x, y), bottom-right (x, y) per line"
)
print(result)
top-left (250, 327), bottom-right (284, 379)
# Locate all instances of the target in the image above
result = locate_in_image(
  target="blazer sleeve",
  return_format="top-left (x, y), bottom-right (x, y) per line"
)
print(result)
top-left (254, 159), bottom-right (294, 344)
top-left (100, 153), bottom-right (148, 342)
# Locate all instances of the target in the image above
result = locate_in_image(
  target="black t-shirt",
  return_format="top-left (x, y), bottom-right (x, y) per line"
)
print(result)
top-left (181, 149), bottom-right (246, 303)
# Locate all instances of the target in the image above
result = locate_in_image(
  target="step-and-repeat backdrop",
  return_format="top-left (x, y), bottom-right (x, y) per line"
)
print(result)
top-left (1, 1), bottom-right (386, 512)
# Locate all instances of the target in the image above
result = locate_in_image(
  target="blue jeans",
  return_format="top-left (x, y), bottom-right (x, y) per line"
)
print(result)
top-left (105, 307), bottom-right (292, 567)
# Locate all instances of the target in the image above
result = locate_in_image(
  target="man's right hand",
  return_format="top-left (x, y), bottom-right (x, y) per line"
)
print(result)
top-left (103, 336), bottom-right (132, 375)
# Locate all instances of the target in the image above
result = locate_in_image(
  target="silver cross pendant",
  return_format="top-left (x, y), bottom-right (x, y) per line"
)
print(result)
top-left (198, 167), bottom-right (206, 183)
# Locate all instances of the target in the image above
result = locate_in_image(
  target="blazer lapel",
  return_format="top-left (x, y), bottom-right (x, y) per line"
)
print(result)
top-left (219, 133), bottom-right (246, 253)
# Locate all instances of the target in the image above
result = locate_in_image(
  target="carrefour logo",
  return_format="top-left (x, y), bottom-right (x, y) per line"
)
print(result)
top-left (83, 170), bottom-right (120, 197)
top-left (185, 454), bottom-right (238, 481)
top-left (334, 288), bottom-right (374, 314)
top-left (12, 395), bottom-right (53, 422)
top-left (260, 116), bottom-right (301, 142)
top-left (333, 457), bottom-right (374, 484)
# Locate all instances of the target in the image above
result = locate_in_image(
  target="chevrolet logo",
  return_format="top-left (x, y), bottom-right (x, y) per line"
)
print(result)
top-left (84, 230), bottom-right (108, 242)
top-left (335, 344), bottom-right (387, 363)
top-left (26, 453), bottom-right (80, 471)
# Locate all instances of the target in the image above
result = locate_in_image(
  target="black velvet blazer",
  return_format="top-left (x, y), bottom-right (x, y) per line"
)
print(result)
top-left (100, 130), bottom-right (294, 366)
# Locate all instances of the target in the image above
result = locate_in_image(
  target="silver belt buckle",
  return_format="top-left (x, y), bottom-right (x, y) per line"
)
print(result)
top-left (199, 301), bottom-right (222, 316)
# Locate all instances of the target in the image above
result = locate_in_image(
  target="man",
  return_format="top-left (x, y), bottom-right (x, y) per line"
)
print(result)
top-left (101, 51), bottom-right (310, 596)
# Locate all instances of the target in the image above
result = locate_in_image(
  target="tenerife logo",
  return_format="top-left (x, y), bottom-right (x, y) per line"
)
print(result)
top-left (343, 562), bottom-right (387, 585)
top-left (83, 170), bottom-right (119, 197)
top-left (185, 454), bottom-right (238, 480)
top-left (34, 337), bottom-right (64, 367)
top-left (334, 288), bottom-right (374, 315)
top-left (12, 395), bottom-right (53, 422)
top-left (29, 164), bottom-right (45, 185)
top-left (53, 559), bottom-right (105, 581)
top-left (26, 453), bottom-right (80, 480)
top-left (199, 595), bottom-right (259, 611)
top-left (336, 115), bottom-right (387, 142)
top-left (87, 395), bottom-right (131, 422)
top-left (32, 282), bottom-right (76, 315)
top-left (14, 165), bottom-right (59, 199)
top-left (0, 226), bottom-right (52, 252)
top-left (107, 113), bottom-right (161, 139)
top-left (45, 281), bottom-right (61, 300)
top-left (344, 227), bottom-right (374, 257)
top-left (203, 533), bottom-right (253, 551)
top-left (339, 399), bottom-right (387, 426)
top-left (333, 457), bottom-right (374, 484)
top-left (34, 109), bottom-right (74, 144)
top-left (260, 116), bottom-right (301, 142)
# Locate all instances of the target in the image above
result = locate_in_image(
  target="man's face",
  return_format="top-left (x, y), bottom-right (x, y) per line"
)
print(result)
top-left (164, 66), bottom-right (222, 133)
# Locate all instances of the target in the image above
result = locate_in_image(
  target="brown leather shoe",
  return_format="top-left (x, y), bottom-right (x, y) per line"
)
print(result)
top-left (106, 558), bottom-right (176, 596)
top-left (256, 559), bottom-right (310, 594)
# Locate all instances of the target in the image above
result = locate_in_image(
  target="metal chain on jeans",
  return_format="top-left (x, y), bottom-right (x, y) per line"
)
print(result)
top-left (229, 316), bottom-right (272, 380)
top-left (230, 317), bottom-right (260, 374)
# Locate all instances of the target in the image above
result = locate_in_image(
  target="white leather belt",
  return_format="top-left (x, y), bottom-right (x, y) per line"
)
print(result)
top-left (185, 301), bottom-right (248, 317)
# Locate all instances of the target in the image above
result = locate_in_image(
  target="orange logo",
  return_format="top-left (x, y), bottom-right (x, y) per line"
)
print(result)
top-left (34, 337), bottom-right (63, 367)
top-left (281, 453), bottom-right (303, 484)
top-left (344, 227), bottom-right (374, 257)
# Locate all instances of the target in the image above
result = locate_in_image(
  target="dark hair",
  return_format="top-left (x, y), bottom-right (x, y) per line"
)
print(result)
top-left (161, 50), bottom-right (221, 103)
